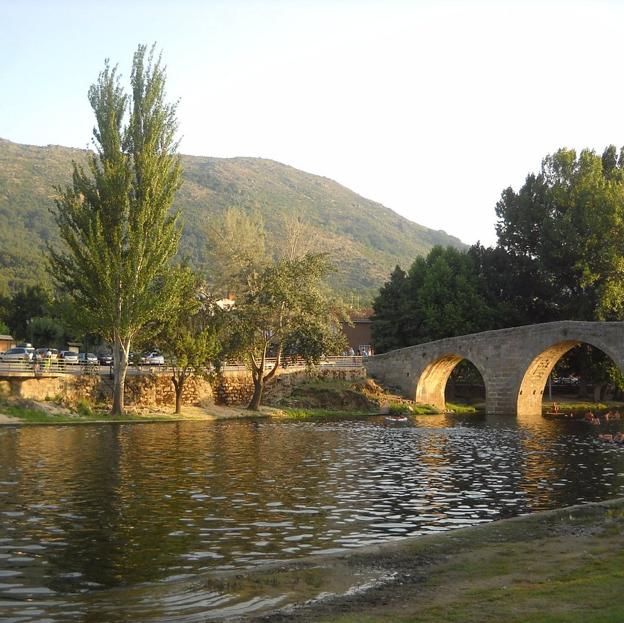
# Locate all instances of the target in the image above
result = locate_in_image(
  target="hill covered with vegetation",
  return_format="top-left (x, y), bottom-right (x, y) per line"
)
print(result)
top-left (0, 137), bottom-right (464, 298)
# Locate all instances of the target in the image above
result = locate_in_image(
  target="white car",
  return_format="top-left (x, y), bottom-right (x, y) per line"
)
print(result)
top-left (59, 351), bottom-right (79, 364)
top-left (1, 347), bottom-right (33, 361)
top-left (142, 352), bottom-right (165, 365)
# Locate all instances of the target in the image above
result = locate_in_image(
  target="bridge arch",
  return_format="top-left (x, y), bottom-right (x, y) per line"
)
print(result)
top-left (517, 338), bottom-right (624, 415)
top-left (415, 353), bottom-right (487, 412)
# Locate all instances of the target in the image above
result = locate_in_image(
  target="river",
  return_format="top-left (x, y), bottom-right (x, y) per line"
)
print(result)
top-left (1, 413), bottom-right (624, 621)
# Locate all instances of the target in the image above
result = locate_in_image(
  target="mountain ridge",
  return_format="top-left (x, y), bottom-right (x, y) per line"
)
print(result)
top-left (0, 137), bottom-right (465, 298)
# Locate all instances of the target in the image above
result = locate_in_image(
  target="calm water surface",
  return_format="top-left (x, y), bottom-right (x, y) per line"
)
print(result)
top-left (2, 414), bottom-right (624, 621)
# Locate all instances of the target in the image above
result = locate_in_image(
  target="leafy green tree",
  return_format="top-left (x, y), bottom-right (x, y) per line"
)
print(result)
top-left (4, 285), bottom-right (51, 341)
top-left (468, 243), bottom-right (552, 325)
top-left (0, 320), bottom-right (9, 335)
top-left (29, 316), bottom-right (64, 347)
top-left (49, 45), bottom-right (182, 415)
top-left (371, 265), bottom-right (411, 353)
top-left (411, 247), bottom-right (501, 342)
top-left (222, 253), bottom-right (346, 410)
top-left (204, 207), bottom-right (267, 295)
top-left (495, 146), bottom-right (624, 321)
top-left (372, 247), bottom-right (503, 350)
top-left (154, 272), bottom-right (221, 414)
top-left (205, 208), bottom-right (347, 410)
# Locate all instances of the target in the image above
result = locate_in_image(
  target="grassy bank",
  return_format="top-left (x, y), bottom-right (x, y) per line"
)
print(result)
top-left (0, 400), bottom-right (280, 425)
top-left (279, 402), bottom-right (477, 419)
top-left (0, 401), bottom-right (178, 424)
top-left (543, 399), bottom-right (624, 413)
top-left (243, 498), bottom-right (624, 623)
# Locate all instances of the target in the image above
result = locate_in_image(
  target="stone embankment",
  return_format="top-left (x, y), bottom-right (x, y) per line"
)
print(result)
top-left (0, 373), bottom-right (213, 409)
top-left (214, 367), bottom-right (366, 406)
top-left (0, 366), bottom-right (366, 410)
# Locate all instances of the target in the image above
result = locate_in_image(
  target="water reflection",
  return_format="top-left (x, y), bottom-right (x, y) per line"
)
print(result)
top-left (1, 414), bottom-right (624, 621)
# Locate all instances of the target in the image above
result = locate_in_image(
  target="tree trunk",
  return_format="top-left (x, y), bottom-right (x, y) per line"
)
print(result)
top-left (173, 375), bottom-right (185, 414)
top-left (247, 345), bottom-right (281, 411)
top-left (248, 374), bottom-right (263, 411)
top-left (111, 339), bottom-right (129, 416)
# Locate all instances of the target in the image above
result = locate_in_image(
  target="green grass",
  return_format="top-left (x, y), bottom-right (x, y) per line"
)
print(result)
top-left (314, 504), bottom-right (624, 623)
top-left (446, 401), bottom-right (478, 414)
top-left (543, 399), bottom-right (624, 413)
top-left (411, 403), bottom-right (440, 414)
top-left (322, 551), bottom-right (624, 623)
top-left (0, 401), bottom-right (175, 425)
top-left (279, 402), bottom-right (477, 418)
top-left (280, 407), bottom-right (374, 419)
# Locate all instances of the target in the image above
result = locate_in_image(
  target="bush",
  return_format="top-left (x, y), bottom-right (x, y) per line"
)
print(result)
top-left (388, 401), bottom-right (412, 415)
top-left (75, 398), bottom-right (94, 417)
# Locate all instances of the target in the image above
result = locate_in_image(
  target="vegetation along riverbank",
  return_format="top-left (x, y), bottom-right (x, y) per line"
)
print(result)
top-left (230, 497), bottom-right (624, 622)
top-left (0, 376), bottom-right (479, 425)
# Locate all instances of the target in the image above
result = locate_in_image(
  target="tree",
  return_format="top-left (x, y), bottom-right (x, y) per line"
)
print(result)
top-left (49, 45), bottom-right (182, 415)
top-left (154, 273), bottom-right (221, 414)
top-left (223, 253), bottom-right (345, 410)
top-left (207, 209), bottom-right (347, 410)
top-left (4, 286), bottom-right (51, 341)
top-left (371, 265), bottom-right (410, 353)
top-left (372, 247), bottom-right (503, 349)
top-left (495, 146), bottom-right (624, 321)
top-left (29, 316), bottom-right (64, 347)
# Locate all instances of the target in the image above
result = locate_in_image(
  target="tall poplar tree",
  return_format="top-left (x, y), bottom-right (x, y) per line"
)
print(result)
top-left (49, 45), bottom-right (182, 415)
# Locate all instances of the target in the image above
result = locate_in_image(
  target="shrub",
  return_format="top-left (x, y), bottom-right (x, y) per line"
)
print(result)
top-left (75, 398), bottom-right (94, 417)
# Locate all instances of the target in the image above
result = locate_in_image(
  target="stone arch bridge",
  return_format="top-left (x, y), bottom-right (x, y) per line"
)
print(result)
top-left (364, 321), bottom-right (624, 415)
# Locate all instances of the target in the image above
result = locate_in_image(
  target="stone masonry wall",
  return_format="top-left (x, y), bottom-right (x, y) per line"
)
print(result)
top-left (214, 367), bottom-right (366, 406)
top-left (2, 373), bottom-right (213, 409)
top-left (2, 366), bottom-right (365, 409)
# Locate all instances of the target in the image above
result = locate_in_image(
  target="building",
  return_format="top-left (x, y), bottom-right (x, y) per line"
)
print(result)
top-left (0, 335), bottom-right (16, 353)
top-left (341, 309), bottom-right (373, 355)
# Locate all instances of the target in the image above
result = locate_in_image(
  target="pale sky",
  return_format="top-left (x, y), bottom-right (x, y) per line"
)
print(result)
top-left (2, 0), bottom-right (624, 246)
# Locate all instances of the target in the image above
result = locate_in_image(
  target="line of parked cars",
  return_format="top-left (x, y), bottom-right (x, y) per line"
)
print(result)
top-left (0, 345), bottom-right (166, 366)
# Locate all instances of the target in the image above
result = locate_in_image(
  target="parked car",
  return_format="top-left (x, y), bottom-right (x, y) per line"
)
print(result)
top-left (34, 348), bottom-right (59, 360)
top-left (78, 352), bottom-right (98, 365)
top-left (59, 351), bottom-right (79, 364)
top-left (142, 351), bottom-right (165, 365)
top-left (98, 353), bottom-right (113, 366)
top-left (1, 347), bottom-right (33, 362)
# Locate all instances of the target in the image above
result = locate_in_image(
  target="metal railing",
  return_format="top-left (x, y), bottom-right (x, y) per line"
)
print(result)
top-left (216, 355), bottom-right (363, 372)
top-left (0, 355), bottom-right (364, 377)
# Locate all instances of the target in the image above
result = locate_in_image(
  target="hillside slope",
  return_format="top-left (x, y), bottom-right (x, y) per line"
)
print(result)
top-left (0, 137), bottom-right (464, 297)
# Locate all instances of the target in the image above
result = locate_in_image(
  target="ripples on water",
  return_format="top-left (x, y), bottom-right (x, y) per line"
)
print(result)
top-left (1, 414), bottom-right (624, 621)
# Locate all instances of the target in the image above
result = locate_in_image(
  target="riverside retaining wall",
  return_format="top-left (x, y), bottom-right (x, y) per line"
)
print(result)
top-left (1, 366), bottom-right (366, 409)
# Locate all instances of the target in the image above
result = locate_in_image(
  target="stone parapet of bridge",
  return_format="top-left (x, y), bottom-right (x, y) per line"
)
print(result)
top-left (364, 321), bottom-right (624, 416)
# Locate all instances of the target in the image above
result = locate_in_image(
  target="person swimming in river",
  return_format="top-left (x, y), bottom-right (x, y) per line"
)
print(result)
top-left (585, 411), bottom-right (600, 425)
top-left (600, 432), bottom-right (624, 444)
